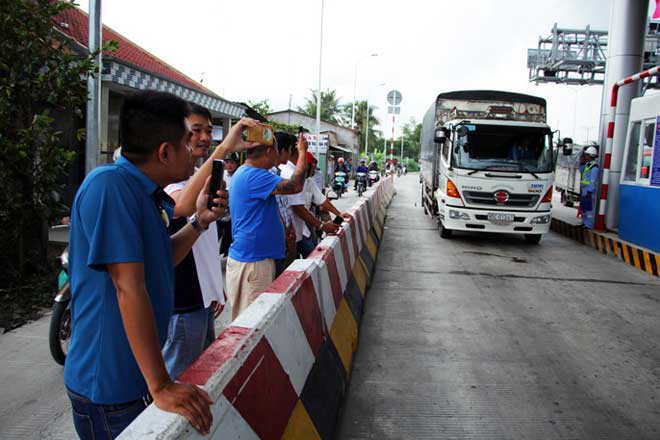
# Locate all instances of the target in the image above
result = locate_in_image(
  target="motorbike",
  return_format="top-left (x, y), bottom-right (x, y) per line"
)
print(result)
top-left (355, 172), bottom-right (367, 197)
top-left (368, 170), bottom-right (380, 186)
top-left (332, 171), bottom-right (348, 198)
top-left (49, 244), bottom-right (71, 365)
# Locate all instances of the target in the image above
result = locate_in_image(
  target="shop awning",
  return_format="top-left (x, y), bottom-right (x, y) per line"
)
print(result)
top-left (329, 144), bottom-right (352, 153)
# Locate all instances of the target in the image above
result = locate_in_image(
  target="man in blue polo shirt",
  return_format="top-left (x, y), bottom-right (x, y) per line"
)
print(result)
top-left (226, 133), bottom-right (309, 320)
top-left (64, 91), bottom-right (248, 439)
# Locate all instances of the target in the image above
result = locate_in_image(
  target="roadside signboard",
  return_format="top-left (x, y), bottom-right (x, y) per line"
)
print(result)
top-left (304, 134), bottom-right (329, 154)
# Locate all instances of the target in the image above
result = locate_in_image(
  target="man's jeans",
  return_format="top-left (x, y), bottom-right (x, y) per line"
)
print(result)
top-left (66, 387), bottom-right (151, 439)
top-left (162, 306), bottom-right (215, 380)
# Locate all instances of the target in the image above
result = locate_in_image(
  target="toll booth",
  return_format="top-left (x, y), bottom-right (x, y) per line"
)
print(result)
top-left (619, 93), bottom-right (660, 253)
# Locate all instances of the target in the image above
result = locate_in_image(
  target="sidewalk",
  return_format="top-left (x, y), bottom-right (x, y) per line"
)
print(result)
top-left (551, 192), bottom-right (660, 277)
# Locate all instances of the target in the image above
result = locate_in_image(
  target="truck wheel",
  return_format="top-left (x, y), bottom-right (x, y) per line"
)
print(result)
top-left (524, 234), bottom-right (542, 244)
top-left (439, 222), bottom-right (453, 238)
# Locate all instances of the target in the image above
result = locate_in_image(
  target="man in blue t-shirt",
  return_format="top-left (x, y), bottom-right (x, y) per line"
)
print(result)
top-left (64, 91), bottom-right (255, 439)
top-left (226, 133), bottom-right (309, 319)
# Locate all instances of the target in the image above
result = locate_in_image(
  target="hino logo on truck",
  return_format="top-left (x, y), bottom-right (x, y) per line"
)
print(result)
top-left (493, 190), bottom-right (510, 203)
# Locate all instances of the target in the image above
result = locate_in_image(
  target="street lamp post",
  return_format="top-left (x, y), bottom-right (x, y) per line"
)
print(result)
top-left (351, 53), bottom-right (378, 129)
top-left (314, 0), bottom-right (324, 163)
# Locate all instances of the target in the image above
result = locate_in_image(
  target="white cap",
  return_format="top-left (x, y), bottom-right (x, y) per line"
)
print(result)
top-left (584, 146), bottom-right (598, 157)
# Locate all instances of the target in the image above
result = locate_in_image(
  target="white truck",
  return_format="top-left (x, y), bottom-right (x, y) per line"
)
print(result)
top-left (420, 90), bottom-right (555, 243)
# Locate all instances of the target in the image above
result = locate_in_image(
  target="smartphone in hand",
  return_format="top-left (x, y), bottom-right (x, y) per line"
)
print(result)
top-left (207, 159), bottom-right (224, 210)
top-left (241, 123), bottom-right (274, 146)
top-left (332, 216), bottom-right (344, 225)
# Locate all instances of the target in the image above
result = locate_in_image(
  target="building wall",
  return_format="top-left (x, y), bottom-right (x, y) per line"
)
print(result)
top-left (268, 111), bottom-right (359, 156)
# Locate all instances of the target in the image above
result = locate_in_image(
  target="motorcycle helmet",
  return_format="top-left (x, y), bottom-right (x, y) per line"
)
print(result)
top-left (338, 157), bottom-right (345, 164)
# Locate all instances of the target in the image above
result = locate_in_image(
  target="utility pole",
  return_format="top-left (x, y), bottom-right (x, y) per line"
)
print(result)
top-left (314, 0), bottom-right (324, 163)
top-left (85, 0), bottom-right (102, 174)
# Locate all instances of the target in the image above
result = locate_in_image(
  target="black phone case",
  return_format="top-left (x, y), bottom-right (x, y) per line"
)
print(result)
top-left (333, 216), bottom-right (344, 225)
top-left (207, 160), bottom-right (225, 210)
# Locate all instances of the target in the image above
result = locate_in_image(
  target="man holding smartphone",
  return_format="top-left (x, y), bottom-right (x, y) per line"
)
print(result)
top-left (162, 104), bottom-right (238, 380)
top-left (288, 151), bottom-right (351, 258)
top-left (226, 133), bottom-right (308, 320)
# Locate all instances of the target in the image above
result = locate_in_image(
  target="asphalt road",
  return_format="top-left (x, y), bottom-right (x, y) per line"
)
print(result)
top-left (0, 183), bottom-right (363, 440)
top-left (336, 173), bottom-right (660, 439)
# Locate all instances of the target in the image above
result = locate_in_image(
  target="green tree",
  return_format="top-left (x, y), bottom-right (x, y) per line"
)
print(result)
top-left (0, 1), bottom-right (107, 295)
top-left (399, 118), bottom-right (422, 161)
top-left (248, 99), bottom-right (271, 116)
top-left (343, 100), bottom-right (381, 157)
top-left (297, 89), bottom-right (343, 124)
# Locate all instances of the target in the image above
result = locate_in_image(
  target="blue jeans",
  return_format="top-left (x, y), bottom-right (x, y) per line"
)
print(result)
top-left (162, 306), bottom-right (215, 380)
top-left (66, 387), bottom-right (151, 439)
top-left (297, 236), bottom-right (316, 258)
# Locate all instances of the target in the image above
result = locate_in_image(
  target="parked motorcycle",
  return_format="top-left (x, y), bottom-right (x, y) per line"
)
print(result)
top-left (368, 170), bottom-right (380, 186)
top-left (355, 172), bottom-right (367, 197)
top-left (332, 171), bottom-right (348, 198)
top-left (49, 245), bottom-right (71, 365)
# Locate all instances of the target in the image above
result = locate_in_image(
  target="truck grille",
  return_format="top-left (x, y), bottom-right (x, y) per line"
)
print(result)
top-left (463, 191), bottom-right (539, 208)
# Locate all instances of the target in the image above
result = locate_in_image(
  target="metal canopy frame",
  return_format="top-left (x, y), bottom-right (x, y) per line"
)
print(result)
top-left (528, 22), bottom-right (660, 87)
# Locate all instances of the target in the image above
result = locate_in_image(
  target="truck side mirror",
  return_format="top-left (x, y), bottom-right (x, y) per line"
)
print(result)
top-left (561, 137), bottom-right (573, 156)
top-left (434, 128), bottom-right (447, 144)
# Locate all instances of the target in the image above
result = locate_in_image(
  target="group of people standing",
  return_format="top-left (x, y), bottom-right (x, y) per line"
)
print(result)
top-left (63, 90), bottom-right (349, 439)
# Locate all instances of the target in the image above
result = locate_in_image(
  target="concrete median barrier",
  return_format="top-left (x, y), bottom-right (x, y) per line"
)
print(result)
top-left (119, 176), bottom-right (395, 440)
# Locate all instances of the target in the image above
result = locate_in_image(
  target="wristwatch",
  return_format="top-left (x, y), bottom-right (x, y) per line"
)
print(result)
top-left (189, 213), bottom-right (208, 233)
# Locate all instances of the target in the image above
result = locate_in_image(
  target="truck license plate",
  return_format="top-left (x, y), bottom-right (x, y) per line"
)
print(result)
top-left (488, 213), bottom-right (515, 224)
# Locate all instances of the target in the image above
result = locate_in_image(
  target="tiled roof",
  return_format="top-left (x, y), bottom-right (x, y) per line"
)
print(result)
top-left (54, 6), bottom-right (216, 96)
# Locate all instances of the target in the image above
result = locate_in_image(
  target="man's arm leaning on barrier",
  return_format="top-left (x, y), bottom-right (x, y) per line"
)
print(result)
top-left (108, 262), bottom-right (213, 435)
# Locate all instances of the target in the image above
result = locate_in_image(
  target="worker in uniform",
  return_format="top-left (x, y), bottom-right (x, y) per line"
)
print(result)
top-left (579, 146), bottom-right (599, 229)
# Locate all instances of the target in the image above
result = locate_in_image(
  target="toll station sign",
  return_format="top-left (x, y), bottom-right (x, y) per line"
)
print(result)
top-left (652, 116), bottom-right (660, 187)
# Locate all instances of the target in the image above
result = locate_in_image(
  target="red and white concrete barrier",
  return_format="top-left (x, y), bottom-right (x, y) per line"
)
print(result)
top-left (119, 176), bottom-right (395, 440)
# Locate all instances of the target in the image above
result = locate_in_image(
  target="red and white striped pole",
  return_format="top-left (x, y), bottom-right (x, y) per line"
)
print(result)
top-left (595, 64), bottom-right (660, 231)
top-left (390, 114), bottom-right (395, 164)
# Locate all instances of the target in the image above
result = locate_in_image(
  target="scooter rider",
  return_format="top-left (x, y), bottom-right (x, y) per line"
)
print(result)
top-left (336, 157), bottom-right (349, 184)
top-left (354, 159), bottom-right (369, 189)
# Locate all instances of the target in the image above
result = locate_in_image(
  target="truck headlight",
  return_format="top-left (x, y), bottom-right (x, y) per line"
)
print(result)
top-left (531, 215), bottom-right (551, 224)
top-left (449, 210), bottom-right (470, 220)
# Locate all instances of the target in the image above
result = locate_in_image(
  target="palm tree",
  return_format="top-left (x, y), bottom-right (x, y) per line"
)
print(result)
top-left (297, 89), bottom-right (343, 124)
top-left (344, 100), bottom-right (381, 156)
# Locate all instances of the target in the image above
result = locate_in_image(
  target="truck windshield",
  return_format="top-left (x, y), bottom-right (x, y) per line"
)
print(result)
top-left (452, 125), bottom-right (553, 173)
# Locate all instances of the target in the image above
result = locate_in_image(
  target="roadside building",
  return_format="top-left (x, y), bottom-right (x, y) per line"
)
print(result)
top-left (267, 110), bottom-right (359, 177)
top-left (53, 6), bottom-right (245, 206)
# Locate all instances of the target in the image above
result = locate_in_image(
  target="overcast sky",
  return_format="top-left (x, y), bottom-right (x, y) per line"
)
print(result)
top-left (77, 0), bottom-right (653, 144)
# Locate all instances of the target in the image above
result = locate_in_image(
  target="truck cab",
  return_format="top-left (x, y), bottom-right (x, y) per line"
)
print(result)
top-left (421, 91), bottom-right (555, 243)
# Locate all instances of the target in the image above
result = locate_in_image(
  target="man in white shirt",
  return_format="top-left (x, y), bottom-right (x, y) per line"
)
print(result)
top-left (278, 133), bottom-right (298, 179)
top-left (162, 105), bottom-right (229, 379)
top-left (288, 152), bottom-right (350, 258)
